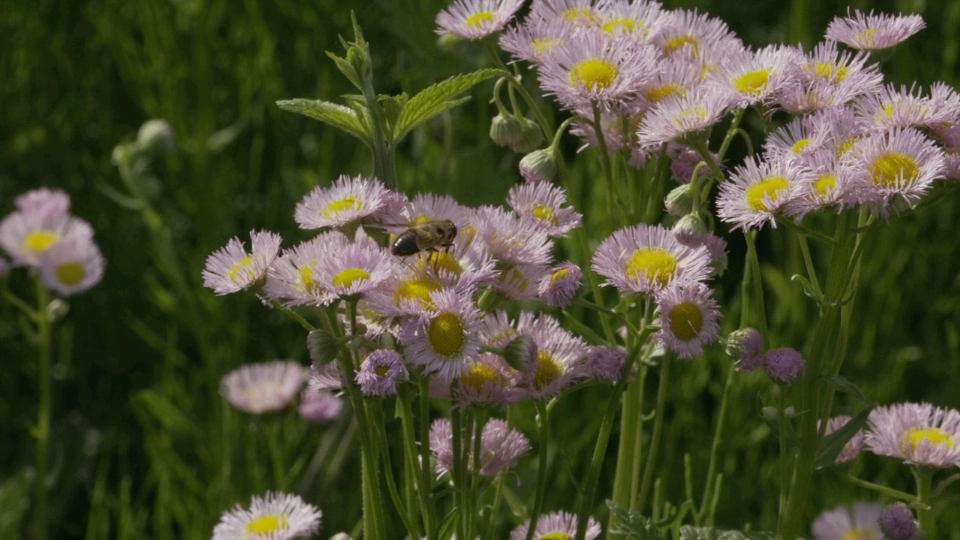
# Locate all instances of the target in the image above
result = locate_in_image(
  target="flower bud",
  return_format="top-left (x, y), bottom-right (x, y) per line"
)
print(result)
top-left (879, 503), bottom-right (923, 540)
top-left (761, 406), bottom-right (779, 421)
top-left (724, 328), bottom-right (763, 371)
top-left (136, 119), bottom-right (176, 156)
top-left (762, 347), bottom-right (806, 384)
top-left (519, 147), bottom-right (558, 183)
top-left (512, 116), bottom-right (544, 154)
top-left (665, 184), bottom-right (695, 216)
top-left (538, 262), bottom-right (582, 307)
top-left (672, 213), bottom-right (707, 247)
top-left (490, 113), bottom-right (523, 148)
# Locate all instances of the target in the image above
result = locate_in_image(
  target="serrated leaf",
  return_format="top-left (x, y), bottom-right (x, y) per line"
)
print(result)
top-left (816, 406), bottom-right (872, 469)
top-left (392, 68), bottom-right (503, 143)
top-left (276, 99), bottom-right (371, 143)
top-left (503, 335), bottom-right (536, 372)
top-left (607, 502), bottom-right (664, 540)
top-left (379, 93), bottom-right (408, 139)
top-left (307, 329), bottom-right (341, 366)
top-left (822, 374), bottom-right (866, 404)
top-left (678, 525), bottom-right (778, 540)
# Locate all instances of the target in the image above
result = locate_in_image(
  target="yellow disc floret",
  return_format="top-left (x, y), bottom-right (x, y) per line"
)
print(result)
top-left (900, 427), bottom-right (955, 455)
top-left (669, 301), bottom-right (704, 341)
top-left (56, 262), bottom-right (85, 286)
top-left (534, 351), bottom-right (563, 389)
top-left (323, 196), bottom-right (361, 219)
top-left (626, 248), bottom-right (678, 287)
top-left (745, 176), bottom-right (790, 211)
top-left (429, 312), bottom-right (466, 358)
top-left (870, 152), bottom-right (919, 188)
top-left (464, 11), bottom-right (494, 28)
top-left (332, 268), bottom-right (371, 289)
top-left (733, 70), bottom-right (770, 97)
top-left (246, 515), bottom-right (288, 535)
top-left (22, 231), bottom-right (59, 257)
top-left (570, 59), bottom-right (618, 92)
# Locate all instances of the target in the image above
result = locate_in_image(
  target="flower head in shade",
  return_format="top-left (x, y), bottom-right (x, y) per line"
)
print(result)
top-left (399, 289), bottom-right (482, 381)
top-left (0, 211), bottom-right (93, 267)
top-left (811, 502), bottom-right (883, 540)
top-left (203, 230), bottom-right (282, 295)
top-left (432, 353), bottom-right (522, 407)
top-left (298, 389), bottom-right (343, 423)
top-left (825, 9), bottom-right (925, 52)
top-left (592, 223), bottom-right (711, 295)
top-left (508, 182), bottom-right (582, 237)
top-left (294, 175), bottom-right (404, 230)
top-left (865, 402), bottom-right (960, 467)
top-left (510, 510), bottom-right (601, 540)
top-left (843, 128), bottom-right (945, 216)
top-left (725, 328), bottom-right (763, 372)
top-left (493, 263), bottom-right (551, 301)
top-left (537, 30), bottom-right (660, 112)
top-left (308, 362), bottom-right (347, 393)
top-left (500, 17), bottom-right (575, 64)
top-left (822, 415), bottom-right (865, 464)
top-left (654, 282), bottom-right (721, 359)
top-left (636, 90), bottom-right (731, 149)
top-left (212, 492), bottom-right (322, 540)
top-left (515, 313), bottom-right (592, 399)
top-left (671, 146), bottom-right (718, 185)
top-left (717, 156), bottom-right (804, 231)
top-left (879, 504), bottom-right (923, 540)
top-left (15, 188), bottom-right (71, 219)
top-left (538, 261), bottom-right (582, 308)
top-left (436, 0), bottom-right (525, 40)
top-left (584, 346), bottom-right (627, 383)
top-left (430, 418), bottom-right (531, 478)
top-left (263, 231), bottom-right (351, 306)
top-left (355, 349), bottom-right (409, 397)
top-left (703, 232), bottom-right (728, 276)
top-left (221, 361), bottom-right (308, 414)
top-left (762, 347), bottom-right (805, 384)
top-left (38, 238), bottom-right (105, 296)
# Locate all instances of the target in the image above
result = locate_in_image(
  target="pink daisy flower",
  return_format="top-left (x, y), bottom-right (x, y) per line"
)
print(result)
top-left (499, 17), bottom-right (575, 65)
top-left (717, 156), bottom-right (806, 230)
top-left (762, 347), bottom-right (806, 384)
top-left (355, 349), bottom-right (408, 397)
top-left (431, 352), bottom-right (522, 407)
top-left (430, 418), bottom-right (531, 478)
top-left (811, 502), bottom-right (883, 540)
top-left (636, 89), bottom-right (731, 148)
top-left (311, 238), bottom-right (399, 304)
top-left (507, 181), bottom-right (583, 237)
top-left (594, 0), bottom-right (668, 40)
top-left (294, 174), bottom-right (404, 230)
top-left (220, 360), bottom-right (308, 414)
top-left (725, 327), bottom-right (763, 372)
top-left (866, 402), bottom-right (960, 467)
top-left (436, 0), bottom-right (525, 40)
top-left (262, 231), bottom-right (351, 306)
top-left (298, 389), bottom-right (343, 423)
top-left (14, 188), bottom-right (71, 219)
top-left (0, 211), bottom-right (93, 267)
top-left (654, 281), bottom-right (721, 359)
top-left (710, 44), bottom-right (805, 109)
top-left (822, 415), bottom-right (865, 464)
top-left (825, 9), bottom-right (925, 51)
top-left (529, 0), bottom-right (601, 28)
top-left (399, 288), bottom-right (483, 380)
top-left (39, 238), bottom-right (105, 296)
top-left (202, 230), bottom-right (282, 295)
top-left (212, 492), bottom-right (322, 540)
top-left (537, 261), bottom-right (583, 308)
top-left (510, 510), bottom-right (601, 540)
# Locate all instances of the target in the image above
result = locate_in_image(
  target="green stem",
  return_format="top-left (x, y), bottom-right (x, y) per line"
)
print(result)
top-left (637, 355), bottom-right (673, 513)
top-left (483, 476), bottom-right (505, 540)
top-left (419, 376), bottom-right (438, 540)
top-left (483, 42), bottom-right (555, 140)
top-left (744, 232), bottom-right (770, 347)
top-left (777, 389), bottom-right (788, 519)
top-left (590, 101), bottom-right (617, 229)
top-left (839, 472), bottom-right (920, 504)
top-left (452, 407), bottom-right (467, 540)
top-left (697, 363), bottom-right (734, 526)
top-left (398, 386), bottom-right (425, 536)
top-left (524, 403), bottom-right (551, 540)
top-left (913, 467), bottom-right (935, 536)
top-left (34, 279), bottom-right (51, 540)
top-left (2, 288), bottom-right (40, 322)
top-left (265, 419), bottom-right (287, 491)
top-left (377, 400), bottom-right (419, 539)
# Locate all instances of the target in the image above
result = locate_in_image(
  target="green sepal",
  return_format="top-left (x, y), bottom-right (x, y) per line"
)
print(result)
top-left (307, 328), bottom-right (342, 366)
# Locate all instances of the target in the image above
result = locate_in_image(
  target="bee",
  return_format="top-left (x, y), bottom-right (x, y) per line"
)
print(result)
top-left (390, 218), bottom-right (458, 257)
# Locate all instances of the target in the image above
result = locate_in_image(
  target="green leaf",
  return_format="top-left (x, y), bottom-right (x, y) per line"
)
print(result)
top-left (678, 525), bottom-right (779, 539)
top-left (276, 99), bottom-right (371, 143)
top-left (607, 502), bottom-right (664, 540)
top-left (790, 273), bottom-right (823, 304)
top-left (816, 406), bottom-right (872, 469)
top-left (822, 374), bottom-right (867, 404)
top-left (307, 329), bottom-right (341, 366)
top-left (392, 68), bottom-right (503, 143)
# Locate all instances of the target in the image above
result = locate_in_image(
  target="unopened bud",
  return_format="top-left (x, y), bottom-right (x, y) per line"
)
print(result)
top-left (519, 148), bottom-right (558, 183)
top-left (762, 347), bottom-right (806, 384)
top-left (761, 406), bottom-right (779, 421)
top-left (490, 113), bottom-right (523, 148)
top-left (512, 117), bottom-right (544, 154)
top-left (672, 213), bottom-right (707, 247)
top-left (136, 119), bottom-right (176, 156)
top-left (725, 328), bottom-right (763, 371)
top-left (665, 184), bottom-right (695, 216)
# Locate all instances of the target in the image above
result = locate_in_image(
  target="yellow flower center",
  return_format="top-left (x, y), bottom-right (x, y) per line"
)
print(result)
top-left (870, 152), bottom-right (920, 188)
top-left (625, 248), bottom-right (678, 288)
top-left (489, 329), bottom-right (517, 348)
top-left (497, 267), bottom-right (530, 293)
top-left (245, 514), bottom-right (288, 535)
top-left (733, 70), bottom-right (770, 96)
top-left (464, 11), bottom-right (494, 28)
top-left (534, 351), bottom-right (563, 389)
top-left (673, 105), bottom-right (709, 128)
top-left (791, 138), bottom-right (810, 154)
top-left (836, 138), bottom-right (858, 158)
top-left (602, 17), bottom-right (641, 34)
top-left (645, 83), bottom-right (684, 104)
top-left (531, 37), bottom-right (561, 57)
top-left (428, 312), bottom-right (466, 358)
top-left (561, 7), bottom-right (597, 25)
top-left (332, 268), bottom-right (370, 289)
top-left (322, 196), bottom-right (361, 219)
top-left (415, 251), bottom-right (463, 276)
top-left (813, 175), bottom-right (837, 200)
top-left (460, 362), bottom-right (499, 389)
top-left (541, 534), bottom-right (574, 540)
top-left (669, 301), bottom-right (704, 341)
top-left (813, 62), bottom-right (850, 82)
top-left (375, 364), bottom-right (390, 377)
top-left (840, 529), bottom-right (880, 540)
top-left (570, 59), bottom-right (618, 92)
top-left (901, 427), bottom-right (955, 455)
top-left (56, 262), bottom-right (85, 286)
top-left (551, 268), bottom-right (569, 283)
top-left (532, 205), bottom-right (558, 225)
top-left (298, 266), bottom-right (323, 295)
top-left (22, 230), bottom-right (59, 256)
top-left (663, 36), bottom-right (699, 57)
top-left (394, 279), bottom-right (442, 309)
top-left (854, 28), bottom-right (878, 49)
top-left (227, 256), bottom-right (258, 283)
top-left (745, 176), bottom-right (790, 212)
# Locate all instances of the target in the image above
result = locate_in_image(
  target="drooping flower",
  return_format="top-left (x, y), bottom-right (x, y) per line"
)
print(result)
top-left (430, 418), bottom-right (531, 478)
top-left (654, 281), bottom-right (721, 359)
top-left (435, 0), bottom-right (525, 40)
top-left (811, 502), bottom-right (883, 540)
top-left (294, 175), bottom-right (404, 230)
top-left (220, 361), bottom-right (308, 414)
top-left (725, 328), bottom-right (763, 372)
top-left (584, 346), bottom-right (627, 383)
top-left (510, 510), bottom-right (601, 540)
top-left (592, 223), bottom-right (712, 295)
top-left (298, 389), bottom-right (343, 423)
top-left (202, 230), bottom-right (282, 295)
top-left (212, 492), bottom-right (322, 540)
top-left (865, 402), bottom-right (960, 467)
top-left (825, 9), bottom-right (925, 52)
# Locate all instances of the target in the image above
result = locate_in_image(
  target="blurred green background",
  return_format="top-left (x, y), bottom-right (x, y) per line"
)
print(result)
top-left (2, 0), bottom-right (959, 538)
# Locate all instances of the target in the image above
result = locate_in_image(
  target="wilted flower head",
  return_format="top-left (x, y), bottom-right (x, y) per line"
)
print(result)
top-left (762, 347), bottom-right (805, 384)
top-left (879, 503), bottom-right (923, 540)
top-left (825, 9), bottom-right (925, 52)
top-left (212, 492), bottom-right (322, 540)
top-left (220, 360), bottom-right (308, 414)
top-left (811, 502), bottom-right (883, 540)
top-left (298, 389), bottom-right (343, 423)
top-left (865, 402), bottom-right (960, 467)
top-left (430, 418), bottom-right (531, 477)
top-left (39, 238), bottom-right (105, 296)
top-left (537, 261), bottom-right (582, 308)
top-left (435, 0), bottom-right (525, 40)
top-left (355, 349), bottom-right (408, 397)
top-left (294, 175), bottom-right (404, 230)
top-left (822, 415), bottom-right (865, 464)
top-left (510, 510), bottom-right (601, 540)
top-left (584, 346), bottom-right (627, 383)
top-left (202, 230), bottom-right (282, 295)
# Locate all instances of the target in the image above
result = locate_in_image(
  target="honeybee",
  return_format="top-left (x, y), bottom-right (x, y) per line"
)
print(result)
top-left (389, 219), bottom-right (458, 257)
